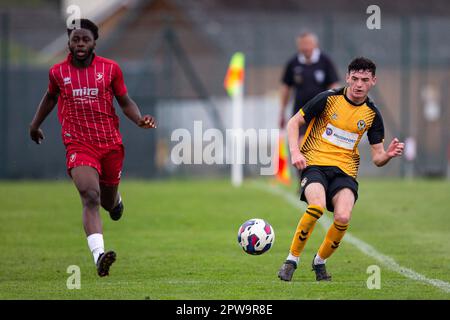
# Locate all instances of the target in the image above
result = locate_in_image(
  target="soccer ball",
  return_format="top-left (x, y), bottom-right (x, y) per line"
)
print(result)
top-left (237, 218), bottom-right (275, 255)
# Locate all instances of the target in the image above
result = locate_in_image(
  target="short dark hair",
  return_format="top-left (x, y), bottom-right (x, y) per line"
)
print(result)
top-left (348, 57), bottom-right (376, 76)
top-left (67, 19), bottom-right (99, 40)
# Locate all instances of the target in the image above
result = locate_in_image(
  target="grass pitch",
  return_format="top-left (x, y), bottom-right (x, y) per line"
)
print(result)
top-left (0, 178), bottom-right (449, 299)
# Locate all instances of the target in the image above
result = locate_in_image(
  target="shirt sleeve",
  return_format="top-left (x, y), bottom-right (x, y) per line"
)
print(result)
top-left (281, 60), bottom-right (294, 86)
top-left (48, 68), bottom-right (60, 95)
top-left (298, 90), bottom-right (330, 122)
top-left (111, 63), bottom-right (128, 97)
top-left (367, 111), bottom-right (385, 144)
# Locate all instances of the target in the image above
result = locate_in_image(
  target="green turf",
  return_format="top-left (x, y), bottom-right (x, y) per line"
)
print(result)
top-left (0, 178), bottom-right (449, 299)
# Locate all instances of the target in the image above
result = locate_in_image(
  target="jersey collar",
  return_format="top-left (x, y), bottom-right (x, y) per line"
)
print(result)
top-left (343, 87), bottom-right (368, 106)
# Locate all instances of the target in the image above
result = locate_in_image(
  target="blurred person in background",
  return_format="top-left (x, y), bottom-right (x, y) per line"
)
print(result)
top-left (279, 32), bottom-right (340, 179)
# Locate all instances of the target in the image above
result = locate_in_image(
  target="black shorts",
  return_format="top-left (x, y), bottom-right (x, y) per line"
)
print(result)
top-left (299, 165), bottom-right (359, 212)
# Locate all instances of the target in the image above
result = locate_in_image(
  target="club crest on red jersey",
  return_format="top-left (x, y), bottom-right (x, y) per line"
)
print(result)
top-left (96, 72), bottom-right (104, 82)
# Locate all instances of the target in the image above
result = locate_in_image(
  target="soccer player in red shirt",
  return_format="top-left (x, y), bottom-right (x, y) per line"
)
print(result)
top-left (29, 19), bottom-right (156, 277)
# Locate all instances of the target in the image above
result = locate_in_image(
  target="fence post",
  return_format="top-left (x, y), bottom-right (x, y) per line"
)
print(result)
top-left (0, 11), bottom-right (10, 179)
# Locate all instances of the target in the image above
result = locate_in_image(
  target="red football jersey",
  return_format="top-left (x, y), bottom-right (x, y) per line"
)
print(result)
top-left (48, 53), bottom-right (128, 147)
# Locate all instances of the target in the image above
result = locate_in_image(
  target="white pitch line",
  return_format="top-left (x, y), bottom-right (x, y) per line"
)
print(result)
top-left (253, 182), bottom-right (450, 294)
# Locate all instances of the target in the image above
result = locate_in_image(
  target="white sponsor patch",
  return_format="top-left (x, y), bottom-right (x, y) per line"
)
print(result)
top-left (322, 123), bottom-right (358, 150)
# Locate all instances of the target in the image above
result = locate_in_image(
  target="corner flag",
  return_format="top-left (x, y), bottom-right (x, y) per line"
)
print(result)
top-left (224, 52), bottom-right (245, 187)
top-left (276, 132), bottom-right (291, 185)
top-left (224, 52), bottom-right (245, 97)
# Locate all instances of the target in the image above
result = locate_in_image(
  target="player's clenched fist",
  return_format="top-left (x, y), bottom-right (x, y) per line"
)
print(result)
top-left (138, 115), bottom-right (157, 129)
top-left (291, 152), bottom-right (307, 170)
top-left (29, 126), bottom-right (45, 144)
top-left (386, 137), bottom-right (404, 158)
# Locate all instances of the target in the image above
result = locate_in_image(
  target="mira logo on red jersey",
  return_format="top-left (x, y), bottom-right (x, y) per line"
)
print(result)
top-left (72, 87), bottom-right (99, 97)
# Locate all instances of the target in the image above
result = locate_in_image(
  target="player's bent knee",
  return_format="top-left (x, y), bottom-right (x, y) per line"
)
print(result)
top-left (79, 188), bottom-right (100, 209)
top-left (334, 212), bottom-right (351, 225)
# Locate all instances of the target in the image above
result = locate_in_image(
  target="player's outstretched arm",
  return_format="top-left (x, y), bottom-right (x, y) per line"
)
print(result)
top-left (287, 111), bottom-right (307, 170)
top-left (116, 94), bottom-right (156, 129)
top-left (370, 138), bottom-right (405, 167)
top-left (29, 91), bottom-right (58, 144)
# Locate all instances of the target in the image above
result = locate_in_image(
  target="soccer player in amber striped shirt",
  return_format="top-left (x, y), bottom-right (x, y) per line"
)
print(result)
top-left (29, 19), bottom-right (156, 277)
top-left (278, 57), bottom-right (405, 282)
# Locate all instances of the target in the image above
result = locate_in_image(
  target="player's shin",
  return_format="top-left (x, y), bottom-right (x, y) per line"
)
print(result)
top-left (288, 205), bottom-right (324, 262)
top-left (317, 221), bottom-right (349, 262)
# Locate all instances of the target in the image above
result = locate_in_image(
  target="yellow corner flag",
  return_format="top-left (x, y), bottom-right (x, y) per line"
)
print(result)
top-left (276, 133), bottom-right (291, 185)
top-left (224, 52), bottom-right (245, 97)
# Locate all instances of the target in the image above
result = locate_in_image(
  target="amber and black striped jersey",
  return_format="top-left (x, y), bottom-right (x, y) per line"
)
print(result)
top-left (298, 87), bottom-right (384, 178)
